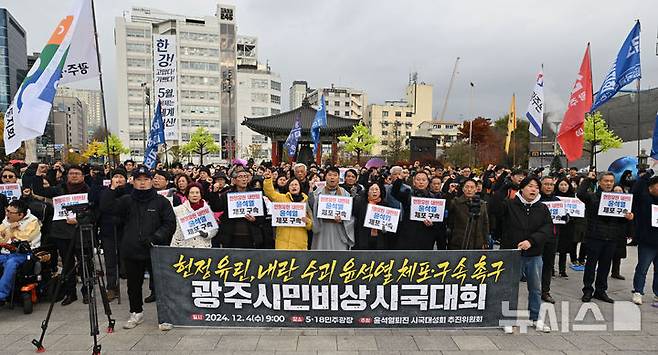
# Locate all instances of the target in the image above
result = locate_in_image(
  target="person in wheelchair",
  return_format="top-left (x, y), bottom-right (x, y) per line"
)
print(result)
top-left (0, 200), bottom-right (42, 303)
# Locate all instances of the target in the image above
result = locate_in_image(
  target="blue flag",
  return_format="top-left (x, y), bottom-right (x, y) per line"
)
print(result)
top-left (311, 95), bottom-right (327, 155)
top-left (651, 115), bottom-right (658, 160)
top-left (144, 100), bottom-right (166, 169)
top-left (284, 113), bottom-right (302, 157)
top-left (591, 21), bottom-right (641, 112)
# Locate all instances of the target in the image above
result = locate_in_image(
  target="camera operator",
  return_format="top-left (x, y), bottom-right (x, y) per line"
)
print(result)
top-left (100, 166), bottom-right (176, 329)
top-left (0, 200), bottom-right (42, 303)
top-left (32, 165), bottom-right (90, 306)
top-left (447, 179), bottom-right (489, 250)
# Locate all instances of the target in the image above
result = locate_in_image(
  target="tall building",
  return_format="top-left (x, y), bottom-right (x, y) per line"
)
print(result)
top-left (115, 5), bottom-right (236, 162)
top-left (0, 8), bottom-right (27, 112)
top-left (306, 85), bottom-right (367, 120)
top-left (416, 120), bottom-right (462, 149)
top-left (57, 86), bottom-right (103, 136)
top-left (365, 79), bottom-right (433, 156)
top-left (236, 35), bottom-right (281, 160)
top-left (289, 80), bottom-right (311, 110)
top-left (37, 96), bottom-right (88, 162)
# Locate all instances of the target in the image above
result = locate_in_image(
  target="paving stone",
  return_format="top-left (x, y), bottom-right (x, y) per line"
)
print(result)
top-left (216, 335), bottom-right (260, 351)
top-left (600, 336), bottom-right (658, 351)
top-left (412, 335), bottom-right (459, 350)
top-left (562, 335), bottom-right (618, 350)
top-left (374, 335), bottom-right (419, 351)
top-left (174, 335), bottom-right (220, 350)
top-left (131, 334), bottom-right (182, 351)
top-left (296, 335), bottom-right (337, 351)
top-left (451, 336), bottom-right (498, 350)
top-left (489, 335), bottom-right (540, 351)
top-left (337, 335), bottom-right (378, 350)
top-left (527, 335), bottom-right (579, 350)
top-left (256, 335), bottom-right (298, 351)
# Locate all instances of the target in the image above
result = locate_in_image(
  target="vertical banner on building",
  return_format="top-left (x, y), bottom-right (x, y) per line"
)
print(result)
top-left (153, 35), bottom-right (178, 140)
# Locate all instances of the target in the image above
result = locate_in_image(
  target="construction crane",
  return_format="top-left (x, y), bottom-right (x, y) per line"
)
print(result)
top-left (438, 57), bottom-right (460, 121)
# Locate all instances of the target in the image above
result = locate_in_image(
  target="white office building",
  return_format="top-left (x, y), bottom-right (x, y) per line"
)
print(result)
top-left (56, 86), bottom-right (103, 136)
top-left (114, 5), bottom-right (236, 162)
top-left (306, 85), bottom-right (367, 120)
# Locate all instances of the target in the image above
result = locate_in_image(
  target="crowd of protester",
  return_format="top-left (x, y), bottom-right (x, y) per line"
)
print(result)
top-left (0, 158), bottom-right (656, 333)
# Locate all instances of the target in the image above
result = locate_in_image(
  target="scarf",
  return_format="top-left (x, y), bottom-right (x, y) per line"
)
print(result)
top-left (132, 188), bottom-right (157, 202)
top-left (66, 181), bottom-right (88, 194)
top-left (289, 193), bottom-right (305, 203)
top-left (189, 199), bottom-right (205, 211)
top-left (516, 191), bottom-right (541, 206)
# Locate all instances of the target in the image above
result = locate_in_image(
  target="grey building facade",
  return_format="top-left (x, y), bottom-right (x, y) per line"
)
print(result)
top-left (0, 8), bottom-right (27, 112)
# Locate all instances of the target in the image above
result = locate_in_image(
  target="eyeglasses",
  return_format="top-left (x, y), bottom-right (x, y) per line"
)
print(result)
top-left (2, 175), bottom-right (15, 179)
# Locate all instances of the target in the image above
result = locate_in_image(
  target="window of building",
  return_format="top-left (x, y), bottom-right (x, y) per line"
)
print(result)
top-left (395, 111), bottom-right (402, 117)
top-left (406, 112), bottom-right (412, 117)
top-left (345, 101), bottom-right (350, 107)
top-left (126, 28), bottom-right (148, 38)
top-left (179, 31), bottom-right (219, 43)
top-left (251, 93), bottom-right (268, 103)
top-left (270, 81), bottom-right (281, 91)
top-left (270, 94), bottom-right (281, 105)
top-left (180, 61), bottom-right (219, 71)
top-left (180, 75), bottom-right (220, 86)
top-left (252, 78), bottom-right (269, 89)
top-left (345, 111), bottom-right (350, 117)
top-left (382, 111), bottom-right (389, 117)
top-left (382, 131), bottom-right (388, 136)
top-left (334, 111), bottom-right (340, 116)
top-left (181, 46), bottom-right (219, 57)
top-left (251, 107), bottom-right (268, 116)
top-left (126, 43), bottom-right (149, 53)
top-left (271, 108), bottom-right (280, 115)
top-left (334, 101), bottom-right (340, 106)
top-left (127, 58), bottom-right (148, 68)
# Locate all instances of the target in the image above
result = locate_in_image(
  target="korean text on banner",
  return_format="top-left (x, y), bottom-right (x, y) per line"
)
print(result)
top-left (153, 35), bottom-right (178, 140)
top-left (557, 196), bottom-right (585, 218)
top-left (364, 204), bottom-right (401, 232)
top-left (271, 202), bottom-right (306, 227)
top-left (227, 191), bottom-right (264, 218)
top-left (543, 201), bottom-right (566, 225)
top-left (52, 193), bottom-right (88, 221)
top-left (598, 192), bottom-right (633, 218)
top-left (178, 205), bottom-right (218, 240)
top-left (410, 197), bottom-right (446, 222)
top-left (317, 194), bottom-right (353, 221)
top-left (0, 183), bottom-right (21, 202)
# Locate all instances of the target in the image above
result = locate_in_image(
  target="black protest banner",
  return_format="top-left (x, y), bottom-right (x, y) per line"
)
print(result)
top-left (151, 247), bottom-right (521, 328)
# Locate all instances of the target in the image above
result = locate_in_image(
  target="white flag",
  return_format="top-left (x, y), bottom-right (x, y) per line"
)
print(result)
top-left (60, 0), bottom-right (99, 84)
top-left (525, 69), bottom-right (545, 137)
top-left (3, 0), bottom-right (91, 154)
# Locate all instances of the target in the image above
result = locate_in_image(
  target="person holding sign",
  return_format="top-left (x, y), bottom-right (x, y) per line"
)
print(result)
top-left (630, 173), bottom-right (658, 306)
top-left (392, 171), bottom-right (439, 250)
top-left (262, 170), bottom-right (312, 250)
top-left (447, 179), bottom-right (489, 250)
top-left (492, 176), bottom-right (552, 333)
top-left (538, 176), bottom-right (566, 304)
top-left (610, 185), bottom-right (634, 281)
top-left (353, 182), bottom-right (395, 250)
top-left (217, 168), bottom-right (268, 248)
top-left (308, 167), bottom-right (355, 250)
top-left (555, 177), bottom-right (578, 278)
top-left (170, 183), bottom-right (218, 248)
top-left (32, 165), bottom-right (90, 306)
top-left (577, 171), bottom-right (634, 303)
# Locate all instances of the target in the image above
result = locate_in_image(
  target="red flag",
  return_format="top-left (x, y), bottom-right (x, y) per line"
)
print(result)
top-left (557, 44), bottom-right (593, 162)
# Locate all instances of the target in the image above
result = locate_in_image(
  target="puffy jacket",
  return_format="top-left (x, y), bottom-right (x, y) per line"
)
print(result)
top-left (100, 188), bottom-right (176, 261)
top-left (577, 178), bottom-right (629, 241)
top-left (263, 178), bottom-right (312, 250)
top-left (492, 192), bottom-right (552, 257)
top-left (631, 172), bottom-right (658, 247)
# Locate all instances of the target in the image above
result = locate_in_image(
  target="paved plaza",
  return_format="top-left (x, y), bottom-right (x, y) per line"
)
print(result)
top-left (1, 247), bottom-right (657, 355)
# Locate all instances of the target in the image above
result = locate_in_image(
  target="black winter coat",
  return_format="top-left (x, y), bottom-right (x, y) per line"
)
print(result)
top-left (100, 188), bottom-right (176, 261)
top-left (32, 178), bottom-right (90, 241)
top-left (391, 179), bottom-right (440, 250)
top-left (352, 194), bottom-right (395, 250)
top-left (577, 179), bottom-right (630, 241)
top-left (492, 194), bottom-right (552, 257)
top-left (217, 187), bottom-right (268, 248)
top-left (631, 173), bottom-right (658, 248)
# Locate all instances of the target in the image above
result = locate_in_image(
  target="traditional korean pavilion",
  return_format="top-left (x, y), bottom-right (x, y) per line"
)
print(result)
top-left (241, 99), bottom-right (356, 165)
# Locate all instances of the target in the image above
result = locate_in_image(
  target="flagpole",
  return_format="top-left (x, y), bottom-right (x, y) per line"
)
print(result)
top-left (90, 0), bottom-right (113, 167)
top-left (637, 78), bottom-right (641, 159)
top-left (539, 120), bottom-right (544, 169)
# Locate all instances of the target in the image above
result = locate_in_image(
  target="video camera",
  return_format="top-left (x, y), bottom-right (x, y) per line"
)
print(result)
top-left (468, 195), bottom-right (481, 218)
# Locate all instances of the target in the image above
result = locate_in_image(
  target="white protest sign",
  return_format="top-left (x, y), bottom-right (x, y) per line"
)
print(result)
top-left (227, 191), bottom-right (264, 218)
top-left (0, 183), bottom-right (21, 202)
top-left (52, 193), bottom-right (88, 221)
top-left (558, 196), bottom-right (585, 218)
top-left (271, 202), bottom-right (306, 227)
top-left (410, 196), bottom-right (446, 222)
top-left (314, 181), bottom-right (326, 191)
top-left (317, 194), bottom-right (353, 220)
top-left (263, 196), bottom-right (273, 215)
top-left (364, 204), bottom-right (401, 232)
top-left (177, 205), bottom-right (218, 240)
top-left (652, 205), bottom-right (658, 228)
top-left (102, 179), bottom-right (111, 187)
top-left (157, 189), bottom-right (175, 205)
top-left (543, 201), bottom-right (566, 225)
top-left (598, 192), bottom-right (633, 218)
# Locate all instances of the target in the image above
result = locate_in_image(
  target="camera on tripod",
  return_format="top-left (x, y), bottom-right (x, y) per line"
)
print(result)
top-left (467, 195), bottom-right (481, 218)
top-left (63, 203), bottom-right (95, 248)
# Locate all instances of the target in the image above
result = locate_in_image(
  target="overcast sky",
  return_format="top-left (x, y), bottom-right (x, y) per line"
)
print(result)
top-left (6, 0), bottom-right (658, 131)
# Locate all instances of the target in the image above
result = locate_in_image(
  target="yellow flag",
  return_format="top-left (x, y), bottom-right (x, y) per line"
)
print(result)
top-left (505, 94), bottom-right (516, 154)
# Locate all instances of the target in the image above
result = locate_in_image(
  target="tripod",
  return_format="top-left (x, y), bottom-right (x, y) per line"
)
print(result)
top-left (32, 222), bottom-right (115, 354)
top-left (461, 200), bottom-right (481, 250)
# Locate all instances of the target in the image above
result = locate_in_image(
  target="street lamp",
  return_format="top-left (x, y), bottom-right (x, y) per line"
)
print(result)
top-left (637, 149), bottom-right (649, 172)
top-left (222, 69), bottom-right (234, 162)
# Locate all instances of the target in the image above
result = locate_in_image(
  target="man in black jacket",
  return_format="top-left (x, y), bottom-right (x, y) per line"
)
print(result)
top-left (218, 168), bottom-right (267, 248)
top-left (578, 171), bottom-right (634, 303)
top-left (631, 172), bottom-right (658, 305)
top-left (100, 165), bottom-right (176, 329)
top-left (32, 165), bottom-right (90, 306)
top-left (493, 176), bottom-right (552, 333)
top-left (539, 176), bottom-right (560, 304)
